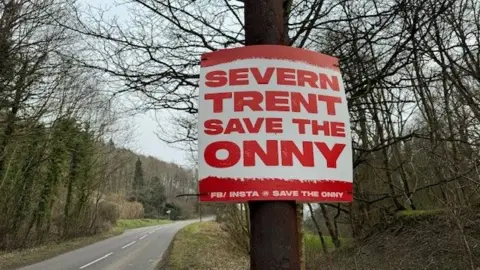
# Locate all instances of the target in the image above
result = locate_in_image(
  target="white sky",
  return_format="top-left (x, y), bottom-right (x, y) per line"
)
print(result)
top-left (128, 113), bottom-right (189, 166)
top-left (79, 0), bottom-right (189, 166)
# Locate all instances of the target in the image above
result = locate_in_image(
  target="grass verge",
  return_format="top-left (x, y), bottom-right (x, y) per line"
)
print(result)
top-left (161, 222), bottom-right (353, 270)
top-left (160, 221), bottom-right (248, 270)
top-left (116, 218), bottom-right (172, 230)
top-left (0, 219), bottom-right (171, 270)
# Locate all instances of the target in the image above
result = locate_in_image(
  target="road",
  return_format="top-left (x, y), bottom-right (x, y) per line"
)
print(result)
top-left (20, 219), bottom-right (208, 270)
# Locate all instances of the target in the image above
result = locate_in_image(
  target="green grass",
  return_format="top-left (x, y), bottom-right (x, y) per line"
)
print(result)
top-left (304, 231), bottom-right (352, 252)
top-left (162, 222), bottom-right (354, 270)
top-left (160, 221), bottom-right (249, 270)
top-left (0, 218), bottom-right (171, 270)
top-left (116, 218), bottom-right (172, 230)
top-left (396, 209), bottom-right (445, 217)
top-left (395, 209), bottom-right (446, 223)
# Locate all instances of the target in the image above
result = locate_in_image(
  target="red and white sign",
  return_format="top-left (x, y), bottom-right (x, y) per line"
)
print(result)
top-left (197, 45), bottom-right (352, 203)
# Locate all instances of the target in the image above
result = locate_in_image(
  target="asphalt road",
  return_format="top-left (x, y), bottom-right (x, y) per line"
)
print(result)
top-left (19, 219), bottom-right (209, 270)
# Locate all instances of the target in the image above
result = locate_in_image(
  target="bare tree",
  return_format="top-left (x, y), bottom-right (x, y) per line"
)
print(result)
top-left (65, 0), bottom-right (480, 267)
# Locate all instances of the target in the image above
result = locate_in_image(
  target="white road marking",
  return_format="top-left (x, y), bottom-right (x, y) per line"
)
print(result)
top-left (139, 234), bottom-right (147, 240)
top-left (121, 241), bottom-right (136, 249)
top-left (79, 252), bottom-right (113, 269)
top-left (148, 231), bottom-right (154, 234)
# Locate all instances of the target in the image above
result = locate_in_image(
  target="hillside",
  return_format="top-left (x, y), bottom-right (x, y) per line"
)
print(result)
top-left (307, 207), bottom-right (480, 269)
top-left (0, 124), bottom-right (199, 252)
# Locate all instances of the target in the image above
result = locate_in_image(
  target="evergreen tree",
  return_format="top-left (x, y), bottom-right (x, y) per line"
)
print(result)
top-left (132, 158), bottom-right (144, 192)
top-left (141, 176), bottom-right (167, 218)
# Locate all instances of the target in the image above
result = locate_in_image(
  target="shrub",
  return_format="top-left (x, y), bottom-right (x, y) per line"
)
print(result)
top-left (120, 201), bottom-right (144, 219)
top-left (217, 204), bottom-right (250, 254)
top-left (105, 193), bottom-right (144, 219)
top-left (97, 200), bottom-right (120, 226)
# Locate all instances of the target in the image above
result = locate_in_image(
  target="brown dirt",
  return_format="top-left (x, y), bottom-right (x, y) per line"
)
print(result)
top-left (307, 208), bottom-right (480, 270)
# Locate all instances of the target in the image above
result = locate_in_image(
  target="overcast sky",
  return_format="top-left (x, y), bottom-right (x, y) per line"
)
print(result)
top-left (128, 114), bottom-right (189, 166)
top-left (79, 0), bottom-right (190, 166)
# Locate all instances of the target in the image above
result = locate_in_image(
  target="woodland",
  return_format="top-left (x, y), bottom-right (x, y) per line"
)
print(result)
top-left (0, 0), bottom-right (200, 251)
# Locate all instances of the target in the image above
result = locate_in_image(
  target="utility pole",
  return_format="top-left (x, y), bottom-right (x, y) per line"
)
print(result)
top-left (195, 168), bottom-right (202, 222)
top-left (244, 1), bottom-right (300, 269)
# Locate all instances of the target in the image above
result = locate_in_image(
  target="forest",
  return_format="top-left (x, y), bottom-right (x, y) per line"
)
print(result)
top-left (1, 0), bottom-right (480, 268)
top-left (0, 0), bottom-right (199, 252)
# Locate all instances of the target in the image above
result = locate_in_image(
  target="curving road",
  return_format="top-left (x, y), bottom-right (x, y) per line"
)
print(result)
top-left (20, 219), bottom-right (209, 270)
